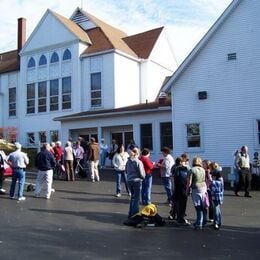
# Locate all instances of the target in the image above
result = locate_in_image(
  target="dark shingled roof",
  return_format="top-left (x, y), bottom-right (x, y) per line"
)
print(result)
top-left (0, 50), bottom-right (19, 74)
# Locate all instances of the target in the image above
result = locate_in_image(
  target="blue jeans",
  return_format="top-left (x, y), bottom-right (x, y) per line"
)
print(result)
top-left (115, 170), bottom-right (129, 194)
top-left (141, 174), bottom-right (153, 205)
top-left (162, 177), bottom-right (173, 202)
top-left (194, 205), bottom-right (207, 228)
top-left (100, 151), bottom-right (107, 167)
top-left (213, 203), bottom-right (222, 225)
top-left (9, 168), bottom-right (26, 198)
top-left (128, 181), bottom-right (142, 218)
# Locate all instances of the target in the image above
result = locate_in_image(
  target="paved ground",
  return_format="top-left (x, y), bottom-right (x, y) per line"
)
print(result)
top-left (0, 169), bottom-right (260, 260)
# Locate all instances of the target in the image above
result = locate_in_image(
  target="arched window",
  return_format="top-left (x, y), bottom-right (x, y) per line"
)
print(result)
top-left (50, 52), bottom-right (59, 63)
top-left (27, 57), bottom-right (35, 68)
top-left (62, 49), bottom-right (71, 61)
top-left (39, 55), bottom-right (47, 66)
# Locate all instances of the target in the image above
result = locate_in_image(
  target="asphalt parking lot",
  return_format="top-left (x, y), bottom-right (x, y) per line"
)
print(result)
top-left (0, 169), bottom-right (260, 260)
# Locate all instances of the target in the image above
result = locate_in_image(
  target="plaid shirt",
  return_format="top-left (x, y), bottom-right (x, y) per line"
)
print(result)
top-left (210, 179), bottom-right (224, 205)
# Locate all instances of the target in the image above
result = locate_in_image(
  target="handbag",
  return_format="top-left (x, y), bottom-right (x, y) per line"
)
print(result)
top-left (203, 192), bottom-right (210, 208)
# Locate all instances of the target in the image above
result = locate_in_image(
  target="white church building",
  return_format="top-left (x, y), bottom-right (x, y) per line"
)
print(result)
top-left (0, 7), bottom-right (177, 161)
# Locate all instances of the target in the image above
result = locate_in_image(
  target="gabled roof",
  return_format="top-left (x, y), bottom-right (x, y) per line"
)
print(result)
top-left (163, 0), bottom-right (240, 92)
top-left (54, 99), bottom-right (171, 122)
top-left (0, 50), bottom-right (19, 74)
top-left (80, 9), bottom-right (138, 58)
top-left (50, 10), bottom-right (92, 45)
top-left (123, 27), bottom-right (164, 59)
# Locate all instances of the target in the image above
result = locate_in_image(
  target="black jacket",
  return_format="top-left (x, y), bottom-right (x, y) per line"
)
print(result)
top-left (35, 150), bottom-right (56, 171)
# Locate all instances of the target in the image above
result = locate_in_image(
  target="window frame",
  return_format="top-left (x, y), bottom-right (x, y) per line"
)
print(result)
top-left (39, 55), bottom-right (47, 66)
top-left (50, 52), bottom-right (59, 63)
top-left (185, 122), bottom-right (203, 151)
top-left (160, 122), bottom-right (173, 150)
top-left (8, 87), bottom-right (16, 117)
top-left (62, 77), bottom-right (71, 110)
top-left (140, 123), bottom-right (153, 150)
top-left (26, 83), bottom-right (36, 114)
top-left (38, 81), bottom-right (47, 113)
top-left (49, 79), bottom-right (59, 111)
top-left (27, 57), bottom-right (36, 68)
top-left (90, 72), bottom-right (102, 108)
top-left (62, 49), bottom-right (72, 61)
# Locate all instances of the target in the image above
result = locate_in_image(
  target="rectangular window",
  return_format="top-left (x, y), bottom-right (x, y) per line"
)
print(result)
top-left (39, 131), bottom-right (47, 143)
top-left (91, 72), bottom-right (101, 107)
top-left (9, 87), bottom-right (16, 117)
top-left (27, 83), bottom-right (35, 114)
top-left (38, 81), bottom-right (47, 112)
top-left (50, 79), bottom-right (59, 111)
top-left (257, 120), bottom-right (260, 145)
top-left (160, 122), bottom-right (173, 149)
top-left (62, 77), bottom-right (71, 109)
top-left (140, 124), bottom-right (153, 150)
top-left (27, 132), bottom-right (35, 145)
top-left (50, 130), bottom-right (59, 142)
top-left (186, 123), bottom-right (201, 148)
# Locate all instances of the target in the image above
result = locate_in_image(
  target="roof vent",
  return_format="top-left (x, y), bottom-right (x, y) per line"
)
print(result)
top-left (71, 10), bottom-right (89, 30)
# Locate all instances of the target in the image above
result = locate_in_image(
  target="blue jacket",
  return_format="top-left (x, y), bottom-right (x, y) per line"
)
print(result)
top-left (35, 150), bottom-right (56, 171)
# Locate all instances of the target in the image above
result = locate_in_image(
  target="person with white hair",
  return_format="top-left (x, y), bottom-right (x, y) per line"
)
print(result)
top-left (7, 142), bottom-right (29, 201)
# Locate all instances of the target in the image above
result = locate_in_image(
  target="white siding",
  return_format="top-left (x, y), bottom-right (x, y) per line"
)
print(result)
top-left (114, 53), bottom-right (140, 108)
top-left (171, 0), bottom-right (260, 166)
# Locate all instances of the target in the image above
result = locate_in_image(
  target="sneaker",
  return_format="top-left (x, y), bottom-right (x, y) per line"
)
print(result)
top-left (18, 197), bottom-right (26, 201)
top-left (45, 196), bottom-right (50, 200)
top-left (116, 193), bottom-right (121, 197)
top-left (235, 192), bottom-right (240, 196)
top-left (128, 193), bottom-right (131, 196)
top-left (244, 194), bottom-right (252, 198)
top-left (91, 179), bottom-right (95, 183)
top-left (51, 188), bottom-right (55, 192)
top-left (208, 219), bottom-right (214, 223)
top-left (0, 188), bottom-right (6, 193)
top-left (214, 224), bottom-right (219, 230)
top-left (9, 196), bottom-right (15, 200)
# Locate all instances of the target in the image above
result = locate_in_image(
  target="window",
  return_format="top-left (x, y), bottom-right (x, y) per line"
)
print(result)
top-left (27, 132), bottom-right (35, 145)
top-left (62, 77), bottom-right (71, 109)
top-left (160, 122), bottom-right (172, 149)
top-left (140, 124), bottom-right (153, 150)
top-left (27, 57), bottom-right (35, 68)
top-left (91, 73), bottom-right (101, 107)
top-left (186, 123), bottom-right (201, 148)
top-left (8, 87), bottom-right (16, 117)
top-left (50, 130), bottom-right (59, 142)
top-left (39, 55), bottom-right (47, 66)
top-left (38, 81), bottom-right (47, 112)
top-left (63, 49), bottom-right (71, 60)
top-left (50, 52), bottom-right (59, 63)
top-left (257, 120), bottom-right (260, 145)
top-left (27, 83), bottom-right (35, 114)
top-left (50, 79), bottom-right (59, 111)
top-left (39, 131), bottom-right (47, 143)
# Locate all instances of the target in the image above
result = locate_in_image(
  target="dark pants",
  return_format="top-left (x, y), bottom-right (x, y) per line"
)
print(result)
top-left (207, 190), bottom-right (214, 220)
top-left (251, 175), bottom-right (260, 190)
top-left (175, 195), bottom-right (188, 223)
top-left (0, 168), bottom-right (4, 189)
top-left (235, 169), bottom-right (251, 195)
top-left (65, 160), bottom-right (75, 181)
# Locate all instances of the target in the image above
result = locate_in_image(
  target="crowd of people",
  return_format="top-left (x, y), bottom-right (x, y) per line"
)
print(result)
top-left (0, 139), bottom-right (259, 231)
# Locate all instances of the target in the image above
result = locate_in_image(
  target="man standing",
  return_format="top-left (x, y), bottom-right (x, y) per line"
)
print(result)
top-left (235, 145), bottom-right (252, 198)
top-left (35, 143), bottom-right (56, 199)
top-left (88, 137), bottom-right (100, 182)
top-left (7, 142), bottom-right (29, 201)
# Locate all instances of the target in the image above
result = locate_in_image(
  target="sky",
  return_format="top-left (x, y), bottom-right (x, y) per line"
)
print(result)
top-left (0, 0), bottom-right (232, 64)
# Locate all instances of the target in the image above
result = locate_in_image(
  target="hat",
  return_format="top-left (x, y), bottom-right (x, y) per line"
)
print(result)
top-left (15, 142), bottom-right (22, 149)
top-left (90, 137), bottom-right (96, 142)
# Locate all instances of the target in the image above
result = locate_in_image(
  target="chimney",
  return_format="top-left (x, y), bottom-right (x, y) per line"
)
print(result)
top-left (158, 91), bottom-right (168, 106)
top-left (17, 17), bottom-right (26, 53)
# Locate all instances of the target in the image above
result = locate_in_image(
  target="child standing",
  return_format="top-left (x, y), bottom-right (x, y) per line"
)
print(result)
top-left (209, 162), bottom-right (224, 230)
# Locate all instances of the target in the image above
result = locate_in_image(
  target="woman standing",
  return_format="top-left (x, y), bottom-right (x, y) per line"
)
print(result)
top-left (189, 156), bottom-right (208, 230)
top-left (112, 144), bottom-right (130, 197)
top-left (139, 148), bottom-right (155, 205)
top-left (64, 141), bottom-right (75, 181)
top-left (126, 148), bottom-right (145, 218)
top-left (157, 147), bottom-right (175, 206)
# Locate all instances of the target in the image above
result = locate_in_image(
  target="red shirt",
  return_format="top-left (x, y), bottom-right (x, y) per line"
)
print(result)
top-left (139, 155), bottom-right (154, 174)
